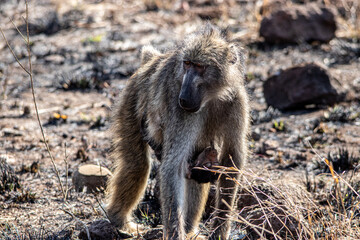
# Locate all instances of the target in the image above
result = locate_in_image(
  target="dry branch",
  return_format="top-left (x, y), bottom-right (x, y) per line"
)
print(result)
top-left (0, 0), bottom-right (66, 199)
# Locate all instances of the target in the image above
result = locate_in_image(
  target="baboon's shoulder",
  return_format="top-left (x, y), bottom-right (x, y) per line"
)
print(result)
top-left (140, 45), bottom-right (162, 66)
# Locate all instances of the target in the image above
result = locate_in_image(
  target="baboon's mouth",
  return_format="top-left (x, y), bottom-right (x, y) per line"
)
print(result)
top-left (179, 104), bottom-right (200, 113)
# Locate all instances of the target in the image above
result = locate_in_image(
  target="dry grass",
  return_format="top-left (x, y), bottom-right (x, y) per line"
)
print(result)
top-left (207, 152), bottom-right (360, 239)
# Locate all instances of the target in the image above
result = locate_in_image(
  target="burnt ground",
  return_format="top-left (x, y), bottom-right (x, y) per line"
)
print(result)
top-left (0, 0), bottom-right (360, 239)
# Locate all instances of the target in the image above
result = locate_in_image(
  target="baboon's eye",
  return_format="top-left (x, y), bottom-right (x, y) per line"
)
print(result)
top-left (183, 61), bottom-right (191, 70)
top-left (194, 63), bottom-right (204, 69)
top-left (194, 63), bottom-right (206, 74)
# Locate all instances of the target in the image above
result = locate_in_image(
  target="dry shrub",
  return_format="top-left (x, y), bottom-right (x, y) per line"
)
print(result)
top-left (0, 157), bottom-right (21, 194)
top-left (212, 161), bottom-right (360, 239)
top-left (142, 0), bottom-right (178, 11)
top-left (233, 169), bottom-right (311, 239)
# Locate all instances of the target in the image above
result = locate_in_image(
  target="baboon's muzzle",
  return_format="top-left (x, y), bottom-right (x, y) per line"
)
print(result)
top-left (178, 97), bottom-right (200, 113)
top-left (179, 69), bottom-right (202, 113)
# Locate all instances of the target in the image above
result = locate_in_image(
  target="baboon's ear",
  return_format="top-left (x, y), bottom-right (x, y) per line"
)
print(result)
top-left (141, 45), bottom-right (161, 65)
top-left (228, 44), bottom-right (238, 65)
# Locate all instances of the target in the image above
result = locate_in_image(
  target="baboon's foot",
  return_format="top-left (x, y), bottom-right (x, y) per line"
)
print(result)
top-left (186, 230), bottom-right (207, 240)
top-left (123, 221), bottom-right (145, 234)
top-left (108, 215), bottom-right (144, 235)
top-left (107, 211), bottom-right (140, 232)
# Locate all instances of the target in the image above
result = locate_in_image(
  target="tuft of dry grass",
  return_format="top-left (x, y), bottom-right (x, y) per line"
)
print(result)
top-left (207, 153), bottom-right (360, 239)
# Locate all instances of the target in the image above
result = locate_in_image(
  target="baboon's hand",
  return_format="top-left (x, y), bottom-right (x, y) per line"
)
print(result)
top-left (186, 147), bottom-right (220, 183)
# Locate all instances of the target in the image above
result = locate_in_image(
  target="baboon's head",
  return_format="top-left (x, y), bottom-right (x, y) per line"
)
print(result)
top-left (178, 24), bottom-right (244, 113)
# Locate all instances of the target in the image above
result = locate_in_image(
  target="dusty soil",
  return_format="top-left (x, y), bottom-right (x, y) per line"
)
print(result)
top-left (0, 0), bottom-right (359, 239)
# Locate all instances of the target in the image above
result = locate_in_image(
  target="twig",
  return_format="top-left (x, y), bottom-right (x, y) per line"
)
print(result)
top-left (64, 143), bottom-right (70, 200)
top-left (94, 193), bottom-right (111, 220)
top-left (0, 29), bottom-right (30, 75)
top-left (62, 209), bottom-right (92, 240)
top-left (24, 0), bottom-right (65, 199)
top-left (0, 0), bottom-right (66, 199)
top-left (9, 17), bottom-right (27, 43)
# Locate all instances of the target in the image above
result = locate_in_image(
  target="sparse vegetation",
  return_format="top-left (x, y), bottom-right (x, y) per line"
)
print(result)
top-left (59, 74), bottom-right (109, 91)
top-left (315, 148), bottom-right (360, 173)
top-left (0, 158), bottom-right (21, 194)
top-left (323, 105), bottom-right (360, 123)
top-left (272, 119), bottom-right (286, 132)
top-left (0, 223), bottom-right (72, 240)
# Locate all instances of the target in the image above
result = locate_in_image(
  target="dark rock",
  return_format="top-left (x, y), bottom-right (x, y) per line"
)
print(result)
top-left (23, 106), bottom-right (31, 116)
top-left (260, 3), bottom-right (336, 43)
top-left (0, 63), bottom-right (5, 80)
top-left (61, 9), bottom-right (85, 29)
top-left (78, 220), bottom-right (131, 240)
top-left (142, 228), bottom-right (163, 240)
top-left (19, 6), bottom-right (61, 36)
top-left (251, 128), bottom-right (261, 141)
top-left (2, 128), bottom-right (23, 137)
top-left (53, 228), bottom-right (74, 239)
top-left (263, 63), bottom-right (341, 110)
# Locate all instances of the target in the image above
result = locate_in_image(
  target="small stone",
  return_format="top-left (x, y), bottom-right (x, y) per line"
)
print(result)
top-left (263, 140), bottom-right (280, 151)
top-left (265, 150), bottom-right (276, 156)
top-left (72, 164), bottom-right (112, 193)
top-left (23, 106), bottom-right (31, 116)
top-left (19, 7), bottom-right (61, 36)
top-left (2, 128), bottom-right (23, 137)
top-left (251, 128), bottom-right (261, 141)
top-left (44, 54), bottom-right (65, 64)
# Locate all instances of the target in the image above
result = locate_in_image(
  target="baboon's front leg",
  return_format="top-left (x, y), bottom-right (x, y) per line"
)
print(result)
top-left (160, 156), bottom-right (187, 239)
top-left (160, 119), bottom-right (201, 240)
top-left (210, 141), bottom-right (247, 239)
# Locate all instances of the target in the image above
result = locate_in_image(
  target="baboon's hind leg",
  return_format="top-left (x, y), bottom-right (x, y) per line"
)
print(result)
top-left (107, 105), bottom-right (151, 230)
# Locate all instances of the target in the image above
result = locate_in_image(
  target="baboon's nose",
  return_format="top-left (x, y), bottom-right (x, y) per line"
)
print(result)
top-left (179, 97), bottom-right (192, 110)
top-left (179, 98), bottom-right (187, 108)
top-left (178, 97), bottom-right (199, 112)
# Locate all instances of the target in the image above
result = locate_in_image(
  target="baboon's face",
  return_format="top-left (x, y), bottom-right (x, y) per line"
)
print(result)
top-left (179, 40), bottom-right (231, 113)
top-left (178, 60), bottom-right (207, 112)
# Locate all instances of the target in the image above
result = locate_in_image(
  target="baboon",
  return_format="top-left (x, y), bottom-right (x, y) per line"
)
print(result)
top-left (186, 146), bottom-right (220, 184)
top-left (107, 23), bottom-right (250, 240)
